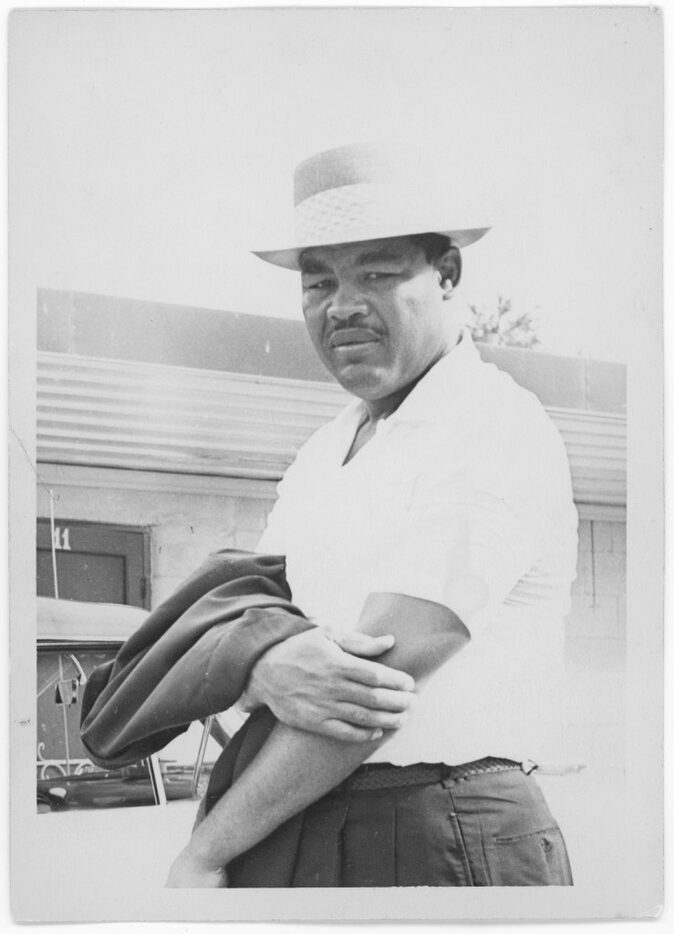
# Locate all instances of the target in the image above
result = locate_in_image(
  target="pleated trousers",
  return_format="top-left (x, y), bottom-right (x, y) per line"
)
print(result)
top-left (226, 762), bottom-right (573, 887)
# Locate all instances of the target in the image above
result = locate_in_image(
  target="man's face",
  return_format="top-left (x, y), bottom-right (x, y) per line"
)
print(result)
top-left (300, 237), bottom-right (454, 403)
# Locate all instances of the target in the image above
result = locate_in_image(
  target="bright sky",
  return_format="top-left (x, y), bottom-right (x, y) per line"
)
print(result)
top-left (10, 7), bottom-right (662, 363)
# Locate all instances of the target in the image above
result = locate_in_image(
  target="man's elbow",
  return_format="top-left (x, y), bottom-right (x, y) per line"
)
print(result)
top-left (378, 602), bottom-right (471, 683)
top-left (407, 614), bottom-right (470, 682)
top-left (448, 613), bottom-right (471, 650)
top-left (357, 591), bottom-right (471, 682)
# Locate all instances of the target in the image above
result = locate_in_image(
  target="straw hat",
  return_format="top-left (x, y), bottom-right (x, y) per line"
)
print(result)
top-left (253, 142), bottom-right (491, 270)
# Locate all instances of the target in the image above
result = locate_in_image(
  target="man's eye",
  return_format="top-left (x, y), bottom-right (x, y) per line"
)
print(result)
top-left (303, 280), bottom-right (330, 291)
top-left (364, 271), bottom-right (394, 281)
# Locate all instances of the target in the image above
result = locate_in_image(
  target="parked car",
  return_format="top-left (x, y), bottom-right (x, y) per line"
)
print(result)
top-left (36, 596), bottom-right (244, 813)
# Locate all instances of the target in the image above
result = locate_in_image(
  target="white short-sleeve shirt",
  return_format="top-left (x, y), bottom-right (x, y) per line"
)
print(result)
top-left (257, 333), bottom-right (578, 765)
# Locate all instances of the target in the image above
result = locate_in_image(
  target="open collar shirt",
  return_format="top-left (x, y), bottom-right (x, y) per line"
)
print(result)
top-left (257, 333), bottom-right (578, 765)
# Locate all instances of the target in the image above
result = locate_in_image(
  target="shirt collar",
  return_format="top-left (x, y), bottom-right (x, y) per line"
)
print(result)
top-left (387, 329), bottom-right (483, 425)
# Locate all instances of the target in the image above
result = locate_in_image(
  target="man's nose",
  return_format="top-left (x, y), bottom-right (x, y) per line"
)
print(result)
top-left (327, 285), bottom-right (368, 323)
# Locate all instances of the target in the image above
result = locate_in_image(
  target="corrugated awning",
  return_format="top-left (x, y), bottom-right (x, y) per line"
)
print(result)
top-left (37, 351), bottom-right (626, 504)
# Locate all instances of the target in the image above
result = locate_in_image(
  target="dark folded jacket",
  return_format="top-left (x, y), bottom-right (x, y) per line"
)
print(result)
top-left (80, 549), bottom-right (313, 771)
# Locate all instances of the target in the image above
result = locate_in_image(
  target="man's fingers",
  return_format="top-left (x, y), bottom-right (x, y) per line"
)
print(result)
top-left (320, 719), bottom-right (385, 743)
top-left (342, 656), bottom-right (415, 692)
top-left (344, 685), bottom-right (416, 713)
top-left (322, 630), bottom-right (415, 691)
top-left (332, 630), bottom-right (395, 657)
top-left (334, 703), bottom-right (408, 731)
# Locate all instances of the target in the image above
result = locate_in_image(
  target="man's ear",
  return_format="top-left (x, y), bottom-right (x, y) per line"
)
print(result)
top-left (436, 246), bottom-right (462, 293)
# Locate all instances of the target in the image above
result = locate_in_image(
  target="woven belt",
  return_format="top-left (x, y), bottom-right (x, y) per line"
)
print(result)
top-left (344, 757), bottom-right (527, 792)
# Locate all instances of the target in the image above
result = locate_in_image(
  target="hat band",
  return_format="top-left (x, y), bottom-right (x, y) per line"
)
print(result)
top-left (295, 182), bottom-right (416, 245)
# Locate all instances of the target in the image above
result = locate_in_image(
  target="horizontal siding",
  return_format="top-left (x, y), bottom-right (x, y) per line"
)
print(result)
top-left (37, 351), bottom-right (626, 503)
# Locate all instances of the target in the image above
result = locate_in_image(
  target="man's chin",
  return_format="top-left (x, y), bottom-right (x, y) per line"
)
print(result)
top-left (330, 365), bottom-right (391, 399)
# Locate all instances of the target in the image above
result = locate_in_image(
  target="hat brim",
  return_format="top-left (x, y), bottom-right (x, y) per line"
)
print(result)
top-left (253, 225), bottom-right (491, 270)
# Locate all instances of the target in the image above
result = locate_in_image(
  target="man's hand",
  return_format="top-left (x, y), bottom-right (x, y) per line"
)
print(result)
top-left (241, 628), bottom-right (415, 741)
top-left (166, 848), bottom-right (228, 888)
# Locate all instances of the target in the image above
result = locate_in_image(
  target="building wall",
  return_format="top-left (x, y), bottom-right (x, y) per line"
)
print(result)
top-left (566, 512), bottom-right (625, 774)
top-left (36, 467), bottom-right (275, 608)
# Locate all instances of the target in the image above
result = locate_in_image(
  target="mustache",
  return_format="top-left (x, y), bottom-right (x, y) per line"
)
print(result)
top-left (326, 325), bottom-right (382, 347)
top-left (326, 320), bottom-right (382, 338)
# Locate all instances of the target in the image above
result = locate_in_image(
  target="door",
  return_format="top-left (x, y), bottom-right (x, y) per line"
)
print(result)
top-left (36, 519), bottom-right (150, 608)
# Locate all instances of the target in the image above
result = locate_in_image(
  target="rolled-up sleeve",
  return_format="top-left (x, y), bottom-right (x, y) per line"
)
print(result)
top-left (368, 456), bottom-right (547, 634)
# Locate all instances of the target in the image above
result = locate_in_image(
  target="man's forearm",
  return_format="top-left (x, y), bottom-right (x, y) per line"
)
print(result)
top-left (170, 593), bottom-right (469, 881)
top-left (180, 722), bottom-right (384, 872)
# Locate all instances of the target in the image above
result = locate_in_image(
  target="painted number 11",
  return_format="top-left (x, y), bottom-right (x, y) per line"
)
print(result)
top-left (51, 527), bottom-right (71, 551)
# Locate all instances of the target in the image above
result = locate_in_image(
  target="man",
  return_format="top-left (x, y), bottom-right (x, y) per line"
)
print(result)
top-left (167, 143), bottom-right (578, 887)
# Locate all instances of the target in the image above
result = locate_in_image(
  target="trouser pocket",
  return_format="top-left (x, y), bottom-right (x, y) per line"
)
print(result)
top-left (489, 824), bottom-right (573, 886)
top-left (447, 768), bottom-right (574, 887)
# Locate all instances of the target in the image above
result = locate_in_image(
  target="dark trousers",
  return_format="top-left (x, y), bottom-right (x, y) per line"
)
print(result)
top-left (227, 761), bottom-right (573, 887)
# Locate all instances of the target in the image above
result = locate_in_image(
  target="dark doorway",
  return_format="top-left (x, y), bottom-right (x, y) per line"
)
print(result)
top-left (36, 519), bottom-right (150, 608)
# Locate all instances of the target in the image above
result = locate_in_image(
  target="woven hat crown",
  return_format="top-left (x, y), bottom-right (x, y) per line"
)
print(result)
top-left (253, 142), bottom-right (491, 269)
